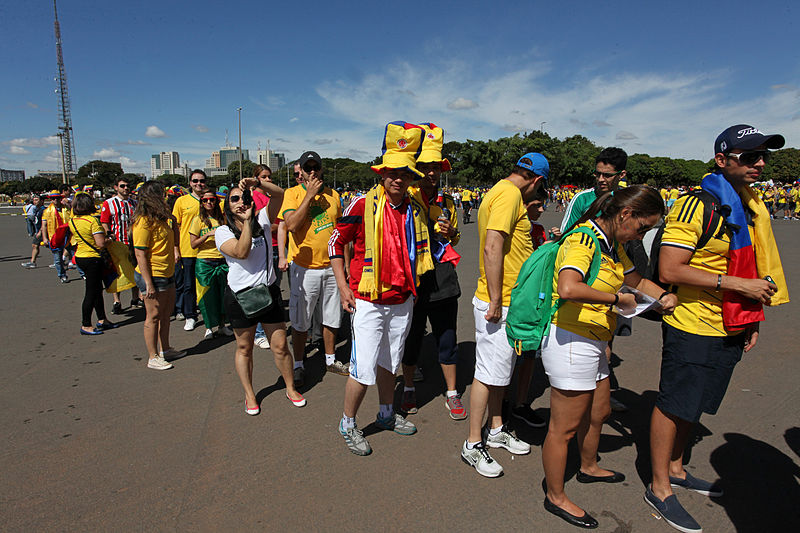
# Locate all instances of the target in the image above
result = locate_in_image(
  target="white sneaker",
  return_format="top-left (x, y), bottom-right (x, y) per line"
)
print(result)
top-left (184, 318), bottom-right (196, 331)
top-left (147, 355), bottom-right (173, 370)
top-left (175, 312), bottom-right (185, 321)
top-left (461, 441), bottom-right (503, 478)
top-left (485, 426), bottom-right (531, 455)
top-left (203, 328), bottom-right (214, 340)
top-left (254, 337), bottom-right (270, 349)
top-left (217, 326), bottom-right (234, 336)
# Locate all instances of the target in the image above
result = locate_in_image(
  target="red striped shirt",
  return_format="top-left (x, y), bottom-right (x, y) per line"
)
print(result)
top-left (100, 196), bottom-right (136, 244)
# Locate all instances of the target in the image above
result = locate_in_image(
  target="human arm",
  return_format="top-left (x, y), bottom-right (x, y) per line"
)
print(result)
top-left (483, 229), bottom-right (507, 322)
top-left (276, 219), bottom-right (288, 271)
top-left (331, 256), bottom-right (356, 313)
top-left (172, 216), bottom-right (181, 264)
top-left (217, 206), bottom-right (254, 259)
top-left (41, 218), bottom-right (49, 246)
top-left (623, 270), bottom-right (678, 314)
top-left (134, 248), bottom-right (156, 299)
top-left (557, 269), bottom-right (637, 313)
top-left (283, 177), bottom-right (323, 232)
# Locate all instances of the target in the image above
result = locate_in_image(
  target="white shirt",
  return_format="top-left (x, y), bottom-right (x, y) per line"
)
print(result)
top-left (215, 209), bottom-right (276, 292)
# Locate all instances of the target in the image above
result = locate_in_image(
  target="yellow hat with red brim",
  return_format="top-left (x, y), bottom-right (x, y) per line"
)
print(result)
top-left (370, 121), bottom-right (425, 178)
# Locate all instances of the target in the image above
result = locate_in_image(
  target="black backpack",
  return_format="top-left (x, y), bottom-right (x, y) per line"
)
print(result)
top-left (641, 189), bottom-right (728, 321)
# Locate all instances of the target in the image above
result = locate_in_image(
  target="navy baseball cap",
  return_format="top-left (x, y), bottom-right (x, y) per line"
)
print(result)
top-left (714, 124), bottom-right (785, 155)
top-left (516, 152), bottom-right (549, 180)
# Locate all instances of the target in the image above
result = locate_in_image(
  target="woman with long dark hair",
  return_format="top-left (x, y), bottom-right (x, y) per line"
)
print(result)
top-left (132, 181), bottom-right (184, 370)
top-left (541, 185), bottom-right (678, 529)
top-left (189, 188), bottom-right (233, 339)
top-left (70, 193), bottom-right (116, 335)
top-left (216, 185), bottom-right (305, 415)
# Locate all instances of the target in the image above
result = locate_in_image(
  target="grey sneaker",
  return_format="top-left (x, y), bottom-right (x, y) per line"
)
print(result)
top-left (338, 420), bottom-right (371, 456)
top-left (20, 262), bottom-right (36, 269)
top-left (461, 441), bottom-right (503, 478)
top-left (644, 487), bottom-right (702, 533)
top-left (445, 394), bottom-right (468, 420)
top-left (293, 366), bottom-right (305, 387)
top-left (160, 348), bottom-right (186, 360)
top-left (326, 360), bottom-right (350, 376)
top-left (670, 471), bottom-right (723, 497)
top-left (485, 426), bottom-right (531, 455)
top-left (375, 412), bottom-right (417, 435)
top-left (147, 355), bottom-right (173, 370)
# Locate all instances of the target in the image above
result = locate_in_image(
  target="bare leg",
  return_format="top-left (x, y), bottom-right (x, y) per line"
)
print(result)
top-left (576, 377), bottom-right (614, 476)
top-left (142, 294), bottom-right (161, 358)
top-left (375, 365), bottom-right (396, 406)
top-left (441, 362), bottom-right (457, 392)
top-left (265, 322), bottom-right (302, 401)
top-left (542, 387), bottom-right (593, 517)
top-left (157, 287), bottom-right (175, 352)
top-left (486, 384), bottom-right (504, 431)
top-left (291, 328), bottom-right (307, 363)
top-left (323, 325), bottom-right (337, 356)
top-left (233, 326), bottom-right (257, 406)
top-left (467, 379), bottom-right (490, 442)
top-left (343, 376), bottom-right (368, 419)
top-left (650, 406), bottom-right (693, 500)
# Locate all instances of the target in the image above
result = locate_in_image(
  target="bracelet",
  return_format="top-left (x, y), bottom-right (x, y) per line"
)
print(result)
top-left (716, 274), bottom-right (722, 291)
top-left (658, 291), bottom-right (670, 301)
top-left (611, 294), bottom-right (619, 306)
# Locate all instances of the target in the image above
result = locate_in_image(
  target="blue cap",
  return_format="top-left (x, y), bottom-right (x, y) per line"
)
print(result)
top-left (516, 152), bottom-right (549, 180)
top-left (714, 124), bottom-right (784, 155)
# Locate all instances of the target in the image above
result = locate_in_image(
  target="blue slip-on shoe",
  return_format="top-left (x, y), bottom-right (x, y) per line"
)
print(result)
top-left (80, 328), bottom-right (104, 336)
top-left (96, 321), bottom-right (119, 330)
top-left (644, 487), bottom-right (702, 533)
top-left (670, 471), bottom-right (723, 497)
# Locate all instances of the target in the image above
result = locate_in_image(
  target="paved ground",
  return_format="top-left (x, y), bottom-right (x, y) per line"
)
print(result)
top-left (1, 207), bottom-right (798, 532)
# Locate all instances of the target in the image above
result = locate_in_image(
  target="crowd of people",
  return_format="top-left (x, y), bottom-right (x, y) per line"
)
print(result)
top-left (16, 122), bottom-right (790, 532)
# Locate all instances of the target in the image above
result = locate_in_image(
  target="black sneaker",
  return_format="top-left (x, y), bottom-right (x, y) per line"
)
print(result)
top-left (511, 405), bottom-right (547, 428)
top-left (111, 302), bottom-right (123, 315)
top-left (130, 298), bottom-right (144, 308)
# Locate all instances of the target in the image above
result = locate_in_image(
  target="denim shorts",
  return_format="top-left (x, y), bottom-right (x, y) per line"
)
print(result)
top-left (656, 322), bottom-right (744, 423)
top-left (134, 271), bottom-right (175, 293)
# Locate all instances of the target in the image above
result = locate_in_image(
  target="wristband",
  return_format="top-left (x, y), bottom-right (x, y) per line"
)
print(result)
top-left (611, 294), bottom-right (619, 306)
top-left (716, 274), bottom-right (722, 291)
top-left (658, 291), bottom-right (670, 301)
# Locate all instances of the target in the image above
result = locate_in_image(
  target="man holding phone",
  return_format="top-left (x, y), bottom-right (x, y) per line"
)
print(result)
top-left (280, 151), bottom-right (348, 381)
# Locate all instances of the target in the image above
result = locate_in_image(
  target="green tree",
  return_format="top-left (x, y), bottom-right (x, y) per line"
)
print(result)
top-left (23, 176), bottom-right (59, 193)
top-left (227, 160), bottom-right (256, 181)
top-left (76, 160), bottom-right (123, 187)
top-left (156, 174), bottom-right (187, 187)
top-left (761, 148), bottom-right (800, 183)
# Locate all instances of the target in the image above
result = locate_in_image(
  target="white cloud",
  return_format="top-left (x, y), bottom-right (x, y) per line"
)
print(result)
top-left (9, 146), bottom-right (29, 154)
top-left (93, 148), bottom-right (120, 158)
top-left (448, 97), bottom-right (479, 110)
top-left (43, 150), bottom-right (62, 164)
top-left (593, 120), bottom-right (613, 127)
top-left (7, 136), bottom-right (60, 148)
top-left (145, 125), bottom-right (166, 138)
top-left (119, 139), bottom-right (149, 146)
top-left (289, 117), bottom-right (299, 123)
top-left (192, 125), bottom-right (209, 133)
top-left (616, 131), bottom-right (638, 140)
top-left (26, 102), bottom-right (38, 109)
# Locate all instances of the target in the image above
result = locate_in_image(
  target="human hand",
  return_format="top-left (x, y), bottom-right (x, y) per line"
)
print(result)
top-left (437, 218), bottom-right (454, 238)
top-left (616, 292), bottom-right (637, 314)
top-left (340, 286), bottom-right (357, 313)
top-left (145, 284), bottom-right (156, 299)
top-left (485, 301), bottom-right (502, 323)
top-left (238, 177), bottom-right (259, 191)
top-left (743, 323), bottom-right (759, 353)
top-left (306, 175), bottom-right (324, 196)
top-left (658, 293), bottom-right (678, 315)
top-left (278, 258), bottom-right (288, 271)
top-left (735, 278), bottom-right (776, 304)
top-left (549, 227), bottom-right (562, 240)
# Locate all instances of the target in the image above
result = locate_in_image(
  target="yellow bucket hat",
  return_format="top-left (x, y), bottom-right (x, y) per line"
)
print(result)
top-left (416, 122), bottom-right (451, 172)
top-left (370, 121), bottom-right (425, 177)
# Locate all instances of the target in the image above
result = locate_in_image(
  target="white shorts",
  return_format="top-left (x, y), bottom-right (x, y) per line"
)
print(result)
top-left (289, 264), bottom-right (342, 332)
top-left (349, 297), bottom-right (413, 386)
top-left (540, 325), bottom-right (610, 391)
top-left (472, 296), bottom-right (515, 387)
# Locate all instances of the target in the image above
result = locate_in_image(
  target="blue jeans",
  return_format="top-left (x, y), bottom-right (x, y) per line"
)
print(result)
top-left (51, 247), bottom-right (85, 279)
top-left (178, 257), bottom-right (197, 319)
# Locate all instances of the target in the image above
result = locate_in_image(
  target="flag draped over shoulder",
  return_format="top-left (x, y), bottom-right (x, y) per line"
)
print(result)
top-left (105, 240), bottom-right (136, 294)
top-left (701, 173), bottom-right (789, 330)
top-left (195, 259), bottom-right (228, 329)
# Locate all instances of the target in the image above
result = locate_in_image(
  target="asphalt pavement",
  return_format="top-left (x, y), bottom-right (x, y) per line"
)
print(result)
top-left (1, 207), bottom-right (798, 532)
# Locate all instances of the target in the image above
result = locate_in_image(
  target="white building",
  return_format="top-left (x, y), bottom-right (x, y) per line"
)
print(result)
top-left (150, 151), bottom-right (182, 179)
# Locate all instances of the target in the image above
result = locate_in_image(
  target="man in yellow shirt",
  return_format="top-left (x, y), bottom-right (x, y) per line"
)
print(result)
top-left (172, 169), bottom-right (208, 330)
top-left (281, 151), bottom-right (345, 382)
top-left (461, 152), bottom-right (547, 478)
top-left (41, 190), bottom-right (80, 283)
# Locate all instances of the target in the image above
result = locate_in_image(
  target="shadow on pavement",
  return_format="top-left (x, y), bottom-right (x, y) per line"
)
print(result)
top-left (709, 432), bottom-right (800, 532)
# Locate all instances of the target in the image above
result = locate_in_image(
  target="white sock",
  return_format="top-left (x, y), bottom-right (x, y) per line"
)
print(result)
top-left (446, 390), bottom-right (458, 398)
top-left (465, 440), bottom-right (481, 450)
top-left (489, 425), bottom-right (503, 436)
top-left (379, 403), bottom-right (393, 419)
top-left (293, 361), bottom-right (304, 370)
top-left (341, 414), bottom-right (355, 429)
top-left (325, 353), bottom-right (335, 365)
top-left (403, 386), bottom-right (415, 393)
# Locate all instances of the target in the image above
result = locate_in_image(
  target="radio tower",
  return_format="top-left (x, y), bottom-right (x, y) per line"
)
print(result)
top-left (53, 0), bottom-right (76, 180)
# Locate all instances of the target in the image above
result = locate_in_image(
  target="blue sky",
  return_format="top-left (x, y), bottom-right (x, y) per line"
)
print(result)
top-left (2, 0), bottom-right (798, 178)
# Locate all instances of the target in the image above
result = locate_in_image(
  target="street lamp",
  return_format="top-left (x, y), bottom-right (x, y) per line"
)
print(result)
top-left (333, 162), bottom-right (340, 190)
top-left (237, 107), bottom-right (243, 183)
top-left (540, 121), bottom-right (547, 133)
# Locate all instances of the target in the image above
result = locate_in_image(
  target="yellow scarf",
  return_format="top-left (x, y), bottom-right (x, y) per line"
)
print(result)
top-left (358, 184), bottom-right (434, 299)
top-left (741, 186), bottom-right (789, 305)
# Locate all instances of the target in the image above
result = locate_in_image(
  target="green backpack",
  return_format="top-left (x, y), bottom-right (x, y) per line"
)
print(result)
top-left (506, 227), bottom-right (602, 354)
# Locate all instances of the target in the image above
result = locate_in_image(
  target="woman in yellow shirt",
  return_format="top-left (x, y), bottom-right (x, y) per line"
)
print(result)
top-left (132, 181), bottom-right (183, 371)
top-left (189, 189), bottom-right (232, 340)
top-left (71, 193), bottom-right (116, 335)
top-left (541, 186), bottom-right (678, 528)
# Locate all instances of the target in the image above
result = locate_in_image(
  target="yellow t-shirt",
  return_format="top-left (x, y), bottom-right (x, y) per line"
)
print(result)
top-left (172, 194), bottom-right (201, 258)
top-left (660, 188), bottom-right (668, 201)
top-left (71, 215), bottom-right (105, 258)
top-left (132, 217), bottom-right (175, 278)
top-left (474, 179), bottom-right (533, 306)
top-left (188, 215), bottom-right (223, 260)
top-left (661, 192), bottom-right (754, 337)
top-left (669, 189), bottom-right (680, 200)
top-left (279, 185), bottom-right (341, 269)
top-left (551, 220), bottom-right (635, 341)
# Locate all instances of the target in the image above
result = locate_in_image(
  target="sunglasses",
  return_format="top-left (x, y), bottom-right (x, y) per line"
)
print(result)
top-left (118, 184), bottom-right (130, 189)
top-left (293, 172), bottom-right (300, 177)
top-left (592, 170), bottom-right (622, 180)
top-left (229, 195), bottom-right (243, 203)
top-left (191, 179), bottom-right (206, 184)
top-left (727, 150), bottom-right (770, 166)
top-left (303, 164), bottom-right (321, 172)
top-left (201, 197), bottom-right (217, 203)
